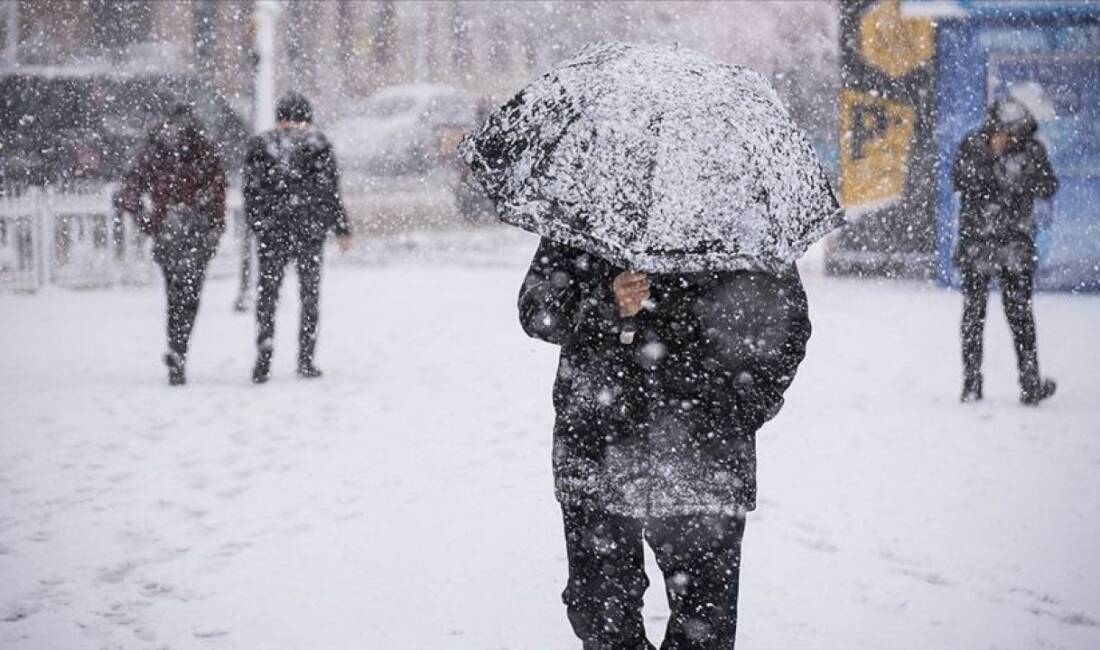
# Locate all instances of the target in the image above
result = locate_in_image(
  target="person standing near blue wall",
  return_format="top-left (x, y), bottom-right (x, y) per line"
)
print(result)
top-left (952, 99), bottom-right (1058, 405)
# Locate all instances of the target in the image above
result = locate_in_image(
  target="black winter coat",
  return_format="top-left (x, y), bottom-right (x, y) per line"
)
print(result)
top-left (952, 116), bottom-right (1057, 273)
top-left (243, 125), bottom-right (350, 243)
top-left (519, 238), bottom-right (811, 517)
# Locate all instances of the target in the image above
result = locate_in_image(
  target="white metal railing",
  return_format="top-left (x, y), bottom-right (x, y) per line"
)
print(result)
top-left (0, 174), bottom-right (480, 292)
top-left (0, 184), bottom-right (244, 292)
top-left (0, 185), bottom-right (41, 291)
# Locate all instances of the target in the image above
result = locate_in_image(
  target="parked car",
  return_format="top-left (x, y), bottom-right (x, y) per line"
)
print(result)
top-left (0, 67), bottom-right (249, 187)
top-left (329, 84), bottom-right (479, 177)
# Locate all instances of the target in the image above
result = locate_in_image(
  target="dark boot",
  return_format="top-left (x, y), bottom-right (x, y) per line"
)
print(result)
top-left (1000, 271), bottom-right (1052, 406)
top-left (1016, 356), bottom-right (1053, 405)
top-left (1021, 378), bottom-right (1056, 406)
top-left (960, 374), bottom-right (982, 403)
top-left (296, 359), bottom-right (323, 379)
top-left (164, 352), bottom-right (186, 386)
top-left (252, 351), bottom-right (272, 385)
top-left (297, 351), bottom-right (321, 380)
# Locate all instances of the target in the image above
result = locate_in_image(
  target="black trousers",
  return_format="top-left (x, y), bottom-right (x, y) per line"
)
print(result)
top-left (156, 230), bottom-right (213, 361)
top-left (160, 257), bottom-right (210, 360)
top-left (237, 215), bottom-right (255, 302)
top-left (961, 267), bottom-right (1040, 391)
top-left (561, 504), bottom-right (745, 650)
top-left (255, 237), bottom-right (323, 366)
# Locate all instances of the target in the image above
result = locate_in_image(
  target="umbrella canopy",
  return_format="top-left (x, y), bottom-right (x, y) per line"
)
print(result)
top-left (460, 42), bottom-right (844, 273)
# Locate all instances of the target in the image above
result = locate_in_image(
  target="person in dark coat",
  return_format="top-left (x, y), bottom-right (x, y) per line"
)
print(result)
top-left (519, 238), bottom-right (811, 649)
top-left (114, 102), bottom-right (226, 385)
top-left (244, 92), bottom-right (351, 384)
top-left (952, 99), bottom-right (1058, 405)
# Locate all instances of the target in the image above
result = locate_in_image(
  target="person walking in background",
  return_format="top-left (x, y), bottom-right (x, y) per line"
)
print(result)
top-left (114, 102), bottom-right (226, 386)
top-left (953, 99), bottom-right (1058, 405)
top-left (244, 92), bottom-right (351, 384)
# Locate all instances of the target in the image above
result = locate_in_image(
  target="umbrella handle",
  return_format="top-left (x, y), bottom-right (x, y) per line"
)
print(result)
top-left (619, 322), bottom-right (636, 345)
top-left (618, 296), bottom-right (656, 345)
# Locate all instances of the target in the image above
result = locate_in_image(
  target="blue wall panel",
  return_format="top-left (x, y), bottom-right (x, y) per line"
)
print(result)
top-left (932, 10), bottom-right (1100, 292)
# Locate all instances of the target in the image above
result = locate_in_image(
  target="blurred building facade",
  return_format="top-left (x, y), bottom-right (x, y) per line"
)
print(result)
top-left (2, 0), bottom-right (838, 134)
top-left (832, 0), bottom-right (1100, 291)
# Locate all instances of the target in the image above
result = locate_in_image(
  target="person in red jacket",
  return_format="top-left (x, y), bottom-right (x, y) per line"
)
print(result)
top-left (115, 103), bottom-right (226, 385)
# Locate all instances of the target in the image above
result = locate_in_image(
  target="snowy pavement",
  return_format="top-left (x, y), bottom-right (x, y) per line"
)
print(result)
top-left (1, 229), bottom-right (1098, 649)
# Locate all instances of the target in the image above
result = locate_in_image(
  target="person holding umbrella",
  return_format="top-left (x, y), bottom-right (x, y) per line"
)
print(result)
top-left (462, 43), bottom-right (842, 649)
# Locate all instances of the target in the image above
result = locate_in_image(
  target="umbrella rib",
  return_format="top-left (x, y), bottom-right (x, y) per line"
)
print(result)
top-left (634, 110), bottom-right (663, 261)
top-left (528, 107), bottom-right (585, 183)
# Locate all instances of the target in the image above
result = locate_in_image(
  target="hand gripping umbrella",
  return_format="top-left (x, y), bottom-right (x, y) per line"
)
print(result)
top-left (460, 42), bottom-right (844, 274)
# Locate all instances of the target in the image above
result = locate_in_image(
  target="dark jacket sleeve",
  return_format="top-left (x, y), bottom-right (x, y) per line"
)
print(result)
top-left (518, 238), bottom-right (584, 346)
top-left (242, 135), bottom-right (269, 234)
top-left (952, 132), bottom-right (996, 198)
top-left (114, 142), bottom-right (155, 234)
top-left (729, 267), bottom-right (812, 432)
top-left (317, 140), bottom-right (350, 237)
top-left (1026, 140), bottom-right (1058, 200)
top-left (198, 145), bottom-right (227, 233)
top-left (518, 238), bottom-right (620, 346)
top-left (951, 135), bottom-right (974, 194)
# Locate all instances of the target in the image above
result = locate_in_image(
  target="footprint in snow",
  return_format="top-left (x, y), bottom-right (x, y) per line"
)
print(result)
top-left (97, 561), bottom-right (139, 585)
top-left (94, 600), bottom-right (147, 626)
top-left (27, 530), bottom-right (52, 543)
top-left (140, 581), bottom-right (175, 597)
top-left (213, 541), bottom-right (252, 558)
top-left (1, 601), bottom-right (40, 623)
top-left (878, 549), bottom-right (921, 567)
top-left (795, 536), bottom-right (838, 553)
top-left (897, 568), bottom-right (952, 586)
top-left (1009, 586), bottom-right (1061, 605)
top-left (1059, 612), bottom-right (1098, 627)
top-left (215, 485), bottom-right (249, 499)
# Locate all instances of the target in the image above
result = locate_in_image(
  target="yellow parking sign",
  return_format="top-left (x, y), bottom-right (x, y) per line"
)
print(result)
top-left (839, 89), bottom-right (916, 209)
top-left (860, 0), bottom-right (935, 78)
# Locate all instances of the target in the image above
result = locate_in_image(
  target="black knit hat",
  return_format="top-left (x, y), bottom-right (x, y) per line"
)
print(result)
top-left (277, 91), bottom-right (313, 124)
top-left (168, 100), bottom-right (195, 119)
top-left (986, 99), bottom-right (1037, 138)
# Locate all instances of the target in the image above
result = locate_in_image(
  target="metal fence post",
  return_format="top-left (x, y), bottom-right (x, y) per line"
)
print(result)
top-left (36, 187), bottom-right (50, 290)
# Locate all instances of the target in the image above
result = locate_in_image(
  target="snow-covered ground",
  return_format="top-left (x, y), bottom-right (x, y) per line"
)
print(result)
top-left (1, 229), bottom-right (1098, 649)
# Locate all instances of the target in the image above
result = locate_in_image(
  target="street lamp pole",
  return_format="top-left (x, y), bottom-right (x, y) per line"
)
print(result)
top-left (253, 0), bottom-right (283, 133)
top-left (4, 1), bottom-right (18, 66)
top-left (413, 1), bottom-right (427, 83)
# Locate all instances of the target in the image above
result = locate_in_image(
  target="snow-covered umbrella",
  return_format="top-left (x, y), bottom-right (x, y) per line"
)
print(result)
top-left (460, 42), bottom-right (844, 274)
